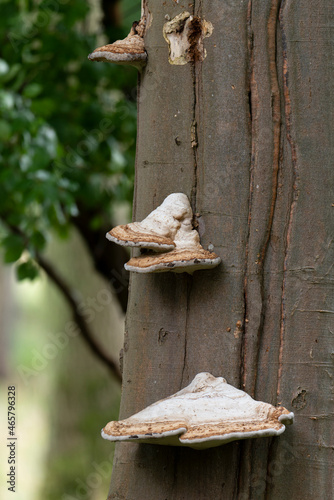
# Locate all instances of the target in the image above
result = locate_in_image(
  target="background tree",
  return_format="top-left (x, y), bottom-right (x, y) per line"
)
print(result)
top-left (1, 1), bottom-right (142, 498)
top-left (0, 0), bottom-right (141, 376)
top-left (109, 0), bottom-right (334, 498)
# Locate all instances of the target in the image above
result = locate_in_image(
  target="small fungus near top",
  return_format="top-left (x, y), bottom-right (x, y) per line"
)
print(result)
top-left (88, 19), bottom-right (147, 70)
top-left (106, 193), bottom-right (189, 252)
top-left (106, 193), bottom-right (221, 273)
top-left (101, 372), bottom-right (294, 449)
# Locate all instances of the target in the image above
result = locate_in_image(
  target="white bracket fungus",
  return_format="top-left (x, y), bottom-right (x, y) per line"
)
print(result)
top-left (101, 372), bottom-right (294, 449)
top-left (106, 193), bottom-right (221, 273)
top-left (88, 19), bottom-right (147, 70)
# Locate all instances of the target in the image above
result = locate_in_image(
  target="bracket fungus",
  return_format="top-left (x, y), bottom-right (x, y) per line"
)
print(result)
top-left (106, 193), bottom-right (221, 273)
top-left (101, 372), bottom-right (294, 449)
top-left (88, 19), bottom-right (147, 70)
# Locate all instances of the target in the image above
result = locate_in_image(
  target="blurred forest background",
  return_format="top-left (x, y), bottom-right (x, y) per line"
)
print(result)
top-left (0, 0), bottom-right (140, 498)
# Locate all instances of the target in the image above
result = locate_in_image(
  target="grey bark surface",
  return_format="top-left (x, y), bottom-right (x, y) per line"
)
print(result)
top-left (108, 0), bottom-right (334, 498)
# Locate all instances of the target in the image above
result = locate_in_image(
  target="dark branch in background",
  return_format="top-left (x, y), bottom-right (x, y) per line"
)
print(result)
top-left (3, 221), bottom-right (122, 382)
top-left (101, 0), bottom-right (123, 40)
top-left (72, 209), bottom-right (129, 314)
top-left (37, 253), bottom-right (122, 382)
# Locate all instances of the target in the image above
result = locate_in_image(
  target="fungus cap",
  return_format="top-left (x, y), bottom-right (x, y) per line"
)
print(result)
top-left (124, 248), bottom-right (221, 273)
top-left (106, 226), bottom-right (175, 252)
top-left (88, 21), bottom-right (147, 69)
top-left (106, 193), bottom-right (193, 252)
top-left (105, 193), bottom-right (194, 251)
top-left (106, 193), bottom-right (221, 272)
top-left (101, 372), bottom-right (294, 449)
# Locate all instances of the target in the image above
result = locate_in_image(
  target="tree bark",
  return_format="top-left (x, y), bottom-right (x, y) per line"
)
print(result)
top-left (108, 0), bottom-right (334, 498)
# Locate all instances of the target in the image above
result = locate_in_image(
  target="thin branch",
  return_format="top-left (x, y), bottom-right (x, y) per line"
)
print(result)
top-left (36, 253), bottom-right (122, 382)
top-left (101, 0), bottom-right (122, 35)
top-left (1, 220), bottom-right (122, 382)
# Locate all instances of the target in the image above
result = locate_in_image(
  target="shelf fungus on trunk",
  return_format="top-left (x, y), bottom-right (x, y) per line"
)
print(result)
top-left (88, 19), bottom-right (147, 69)
top-left (124, 247), bottom-right (221, 273)
top-left (101, 373), bottom-right (294, 449)
top-left (106, 193), bottom-right (185, 252)
top-left (106, 193), bottom-right (221, 273)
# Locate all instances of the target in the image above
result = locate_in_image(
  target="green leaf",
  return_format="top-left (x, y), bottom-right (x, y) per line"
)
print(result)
top-left (31, 97), bottom-right (57, 118)
top-left (19, 154), bottom-right (32, 171)
top-left (1, 63), bottom-right (21, 83)
top-left (0, 59), bottom-right (9, 76)
top-left (3, 234), bottom-right (25, 263)
top-left (35, 125), bottom-right (58, 157)
top-left (23, 83), bottom-right (43, 98)
top-left (33, 170), bottom-right (51, 181)
top-left (16, 260), bottom-right (39, 281)
top-left (0, 0), bottom-right (137, 291)
top-left (30, 231), bottom-right (47, 251)
top-left (0, 90), bottom-right (14, 110)
top-left (0, 120), bottom-right (11, 141)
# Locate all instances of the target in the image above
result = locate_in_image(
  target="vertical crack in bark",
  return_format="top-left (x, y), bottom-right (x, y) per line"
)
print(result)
top-left (235, 440), bottom-right (246, 500)
top-left (247, 0), bottom-right (282, 411)
top-left (171, 447), bottom-right (181, 496)
top-left (239, 1), bottom-right (282, 497)
top-left (277, 0), bottom-right (299, 400)
top-left (261, 2), bottom-right (284, 497)
top-left (190, 63), bottom-right (199, 215)
top-left (235, 3), bottom-right (253, 498)
top-left (240, 0), bottom-right (255, 392)
top-left (190, 0), bottom-right (203, 216)
top-left (182, 1), bottom-right (200, 388)
top-left (264, 437), bottom-right (277, 500)
top-left (180, 275), bottom-right (193, 388)
top-left (257, 0), bottom-right (281, 295)
top-left (133, 73), bottom-right (141, 221)
top-left (243, 0), bottom-right (282, 396)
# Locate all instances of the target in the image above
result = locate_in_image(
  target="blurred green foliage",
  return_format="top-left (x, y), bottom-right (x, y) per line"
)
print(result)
top-left (0, 0), bottom-right (139, 280)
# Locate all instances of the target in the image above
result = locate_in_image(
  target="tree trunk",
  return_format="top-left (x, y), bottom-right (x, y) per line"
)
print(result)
top-left (108, 0), bottom-right (334, 498)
